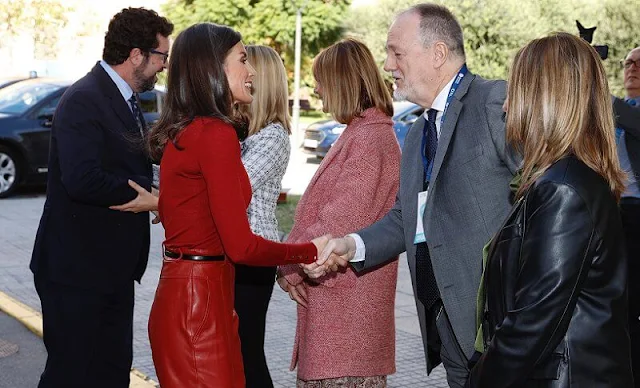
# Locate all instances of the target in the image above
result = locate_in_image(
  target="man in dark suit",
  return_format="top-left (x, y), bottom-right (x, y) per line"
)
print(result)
top-left (304, 4), bottom-right (519, 387)
top-left (613, 45), bottom-right (640, 387)
top-left (29, 8), bottom-right (173, 387)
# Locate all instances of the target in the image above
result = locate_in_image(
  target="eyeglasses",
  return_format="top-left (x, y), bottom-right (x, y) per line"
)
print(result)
top-left (149, 49), bottom-right (169, 64)
top-left (621, 59), bottom-right (640, 70)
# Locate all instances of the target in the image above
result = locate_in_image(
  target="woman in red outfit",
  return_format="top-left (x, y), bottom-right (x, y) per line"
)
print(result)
top-left (146, 23), bottom-right (323, 388)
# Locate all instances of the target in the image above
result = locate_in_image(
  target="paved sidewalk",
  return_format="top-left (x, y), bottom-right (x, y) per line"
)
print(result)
top-left (0, 164), bottom-right (449, 387)
top-left (0, 310), bottom-right (46, 388)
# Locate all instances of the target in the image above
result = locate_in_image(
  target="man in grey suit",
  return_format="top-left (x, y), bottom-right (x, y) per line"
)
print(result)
top-left (304, 3), bottom-right (519, 387)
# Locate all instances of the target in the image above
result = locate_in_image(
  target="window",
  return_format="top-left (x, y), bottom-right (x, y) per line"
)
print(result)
top-left (0, 81), bottom-right (61, 115)
top-left (35, 95), bottom-right (61, 119)
top-left (138, 91), bottom-right (159, 113)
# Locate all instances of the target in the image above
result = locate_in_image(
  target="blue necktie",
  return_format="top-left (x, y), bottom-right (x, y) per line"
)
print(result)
top-left (416, 108), bottom-right (441, 311)
top-left (423, 109), bottom-right (439, 181)
top-left (128, 94), bottom-right (146, 137)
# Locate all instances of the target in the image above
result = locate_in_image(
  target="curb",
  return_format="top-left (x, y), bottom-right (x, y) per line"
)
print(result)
top-left (0, 291), bottom-right (158, 388)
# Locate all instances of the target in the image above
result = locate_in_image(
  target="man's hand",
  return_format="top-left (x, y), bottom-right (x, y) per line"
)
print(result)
top-left (109, 180), bottom-right (159, 213)
top-left (303, 236), bottom-right (356, 279)
top-left (276, 275), bottom-right (308, 307)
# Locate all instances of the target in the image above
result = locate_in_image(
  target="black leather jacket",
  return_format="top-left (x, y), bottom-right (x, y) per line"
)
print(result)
top-left (467, 156), bottom-right (634, 387)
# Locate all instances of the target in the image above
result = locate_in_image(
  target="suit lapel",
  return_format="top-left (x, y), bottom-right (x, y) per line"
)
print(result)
top-left (429, 73), bottom-right (476, 184)
top-left (91, 63), bottom-right (139, 134)
top-left (406, 115), bottom-right (427, 234)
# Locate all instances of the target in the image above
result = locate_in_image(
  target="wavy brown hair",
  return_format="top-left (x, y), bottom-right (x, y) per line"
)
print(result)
top-left (507, 32), bottom-right (626, 200)
top-left (147, 23), bottom-right (246, 161)
top-left (312, 38), bottom-right (393, 124)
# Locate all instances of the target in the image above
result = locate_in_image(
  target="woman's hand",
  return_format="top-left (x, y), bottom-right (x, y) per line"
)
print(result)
top-left (276, 274), bottom-right (308, 308)
top-left (110, 180), bottom-right (159, 213)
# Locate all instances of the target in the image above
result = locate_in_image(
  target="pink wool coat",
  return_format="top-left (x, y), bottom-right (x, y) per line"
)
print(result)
top-left (281, 108), bottom-right (401, 381)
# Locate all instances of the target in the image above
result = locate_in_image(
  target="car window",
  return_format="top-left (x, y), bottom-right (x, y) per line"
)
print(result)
top-left (0, 82), bottom-right (61, 115)
top-left (138, 91), bottom-right (158, 113)
top-left (412, 108), bottom-right (425, 118)
top-left (34, 95), bottom-right (61, 118)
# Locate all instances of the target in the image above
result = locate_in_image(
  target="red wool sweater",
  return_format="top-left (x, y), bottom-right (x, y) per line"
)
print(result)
top-left (158, 117), bottom-right (316, 265)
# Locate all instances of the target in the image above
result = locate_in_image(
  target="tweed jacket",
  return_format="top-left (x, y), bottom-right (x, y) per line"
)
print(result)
top-left (241, 122), bottom-right (290, 242)
top-left (281, 108), bottom-right (401, 380)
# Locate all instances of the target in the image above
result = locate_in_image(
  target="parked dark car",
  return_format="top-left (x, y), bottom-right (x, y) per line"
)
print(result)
top-left (302, 101), bottom-right (424, 158)
top-left (0, 77), bottom-right (30, 90)
top-left (0, 78), bottom-right (165, 198)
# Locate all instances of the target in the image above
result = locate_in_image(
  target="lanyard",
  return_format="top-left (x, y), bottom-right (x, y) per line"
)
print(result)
top-left (421, 64), bottom-right (468, 183)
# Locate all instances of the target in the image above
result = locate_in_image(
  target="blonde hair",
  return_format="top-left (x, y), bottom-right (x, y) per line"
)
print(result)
top-left (507, 32), bottom-right (626, 200)
top-left (239, 45), bottom-right (291, 136)
top-left (312, 38), bottom-right (393, 124)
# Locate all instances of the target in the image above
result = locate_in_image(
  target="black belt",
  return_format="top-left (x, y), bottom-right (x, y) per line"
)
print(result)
top-left (164, 249), bottom-right (225, 261)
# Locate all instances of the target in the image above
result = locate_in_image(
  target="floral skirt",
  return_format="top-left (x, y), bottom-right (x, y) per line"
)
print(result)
top-left (297, 376), bottom-right (387, 388)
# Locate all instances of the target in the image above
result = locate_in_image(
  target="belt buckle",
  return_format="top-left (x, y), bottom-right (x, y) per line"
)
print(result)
top-left (163, 245), bottom-right (182, 260)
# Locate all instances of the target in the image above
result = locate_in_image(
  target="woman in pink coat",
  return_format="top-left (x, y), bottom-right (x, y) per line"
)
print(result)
top-left (278, 38), bottom-right (400, 388)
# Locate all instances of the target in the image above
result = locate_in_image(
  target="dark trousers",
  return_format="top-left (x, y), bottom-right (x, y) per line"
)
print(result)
top-left (426, 300), bottom-right (470, 388)
top-left (621, 200), bottom-right (640, 387)
top-left (234, 265), bottom-right (276, 388)
top-left (34, 275), bottom-right (134, 388)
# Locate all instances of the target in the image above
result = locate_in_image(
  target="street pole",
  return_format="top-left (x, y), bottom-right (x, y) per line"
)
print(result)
top-left (290, 0), bottom-right (308, 148)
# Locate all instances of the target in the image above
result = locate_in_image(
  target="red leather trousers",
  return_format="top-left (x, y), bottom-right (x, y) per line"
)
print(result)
top-left (149, 258), bottom-right (245, 387)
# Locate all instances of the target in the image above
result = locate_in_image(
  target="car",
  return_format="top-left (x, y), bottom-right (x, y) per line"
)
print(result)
top-left (0, 78), bottom-right (165, 198)
top-left (0, 77), bottom-right (30, 90)
top-left (302, 101), bottom-right (424, 158)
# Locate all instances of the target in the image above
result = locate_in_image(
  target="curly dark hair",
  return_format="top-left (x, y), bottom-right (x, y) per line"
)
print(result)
top-left (103, 7), bottom-right (174, 65)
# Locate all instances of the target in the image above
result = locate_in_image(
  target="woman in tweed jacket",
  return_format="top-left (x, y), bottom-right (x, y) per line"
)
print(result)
top-left (234, 45), bottom-right (291, 388)
top-left (278, 39), bottom-right (400, 388)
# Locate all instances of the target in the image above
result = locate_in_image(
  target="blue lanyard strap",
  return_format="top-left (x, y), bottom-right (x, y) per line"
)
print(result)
top-left (421, 64), bottom-right (468, 183)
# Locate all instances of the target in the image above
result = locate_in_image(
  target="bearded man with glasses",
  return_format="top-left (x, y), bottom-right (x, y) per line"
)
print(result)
top-left (29, 7), bottom-right (173, 388)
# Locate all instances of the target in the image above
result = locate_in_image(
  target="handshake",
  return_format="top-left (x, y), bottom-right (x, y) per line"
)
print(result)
top-left (305, 235), bottom-right (358, 279)
top-left (278, 235), bottom-right (358, 307)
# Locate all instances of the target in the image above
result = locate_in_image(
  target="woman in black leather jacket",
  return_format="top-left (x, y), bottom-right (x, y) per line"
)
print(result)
top-left (466, 32), bottom-right (634, 387)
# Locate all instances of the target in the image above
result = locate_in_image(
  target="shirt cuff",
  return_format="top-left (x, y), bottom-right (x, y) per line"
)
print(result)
top-left (347, 233), bottom-right (366, 262)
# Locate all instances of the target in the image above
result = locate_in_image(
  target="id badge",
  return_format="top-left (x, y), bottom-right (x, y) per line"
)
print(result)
top-left (414, 190), bottom-right (428, 244)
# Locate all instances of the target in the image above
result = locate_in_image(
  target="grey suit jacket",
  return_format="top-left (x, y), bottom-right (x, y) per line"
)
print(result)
top-left (355, 72), bottom-right (519, 372)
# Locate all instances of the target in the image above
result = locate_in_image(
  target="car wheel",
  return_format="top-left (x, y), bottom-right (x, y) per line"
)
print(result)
top-left (0, 145), bottom-right (21, 198)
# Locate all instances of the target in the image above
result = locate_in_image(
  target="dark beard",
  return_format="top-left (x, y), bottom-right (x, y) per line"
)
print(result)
top-left (133, 58), bottom-right (156, 92)
top-left (134, 70), bottom-right (156, 92)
